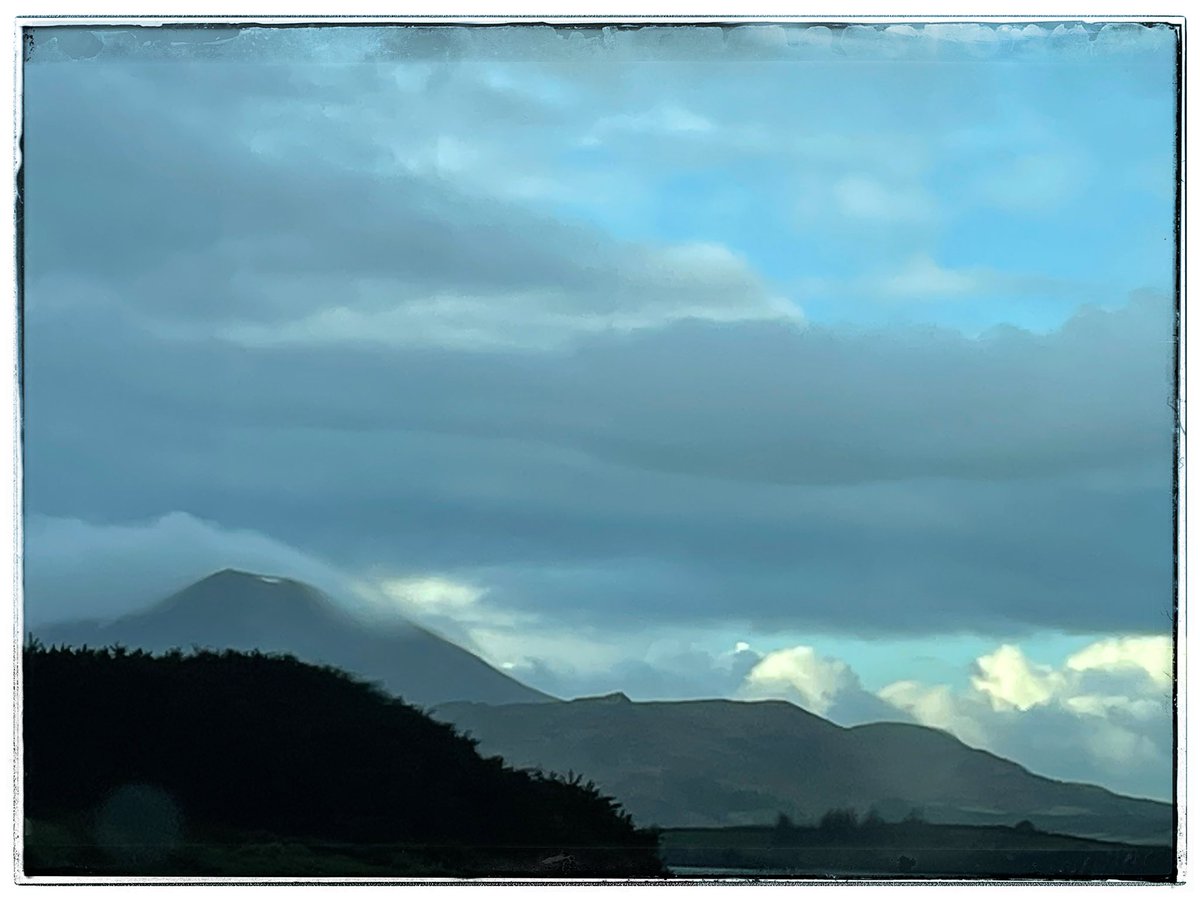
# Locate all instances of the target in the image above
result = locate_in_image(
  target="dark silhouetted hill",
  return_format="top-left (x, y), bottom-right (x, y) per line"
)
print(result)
top-left (32, 569), bottom-right (553, 707)
top-left (434, 696), bottom-right (1173, 846)
top-left (22, 643), bottom-right (662, 877)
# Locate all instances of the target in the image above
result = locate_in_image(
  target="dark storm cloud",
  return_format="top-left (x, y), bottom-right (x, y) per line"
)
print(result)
top-left (24, 63), bottom-right (601, 316)
top-left (24, 54), bottom-right (780, 339)
top-left (20, 28), bottom-right (1176, 638)
top-left (22, 295), bottom-right (1174, 635)
top-left (24, 286), bottom-right (1174, 486)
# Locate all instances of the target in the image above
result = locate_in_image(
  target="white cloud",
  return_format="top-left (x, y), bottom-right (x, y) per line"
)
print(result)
top-left (878, 255), bottom-right (991, 300)
top-left (970, 644), bottom-right (1067, 711)
top-left (879, 635), bottom-right (1173, 799)
top-left (379, 575), bottom-right (485, 614)
top-left (1066, 635), bottom-right (1173, 688)
top-left (739, 645), bottom-right (856, 715)
top-left (878, 680), bottom-right (991, 747)
top-left (352, 571), bottom-right (540, 639)
top-left (736, 644), bottom-right (904, 726)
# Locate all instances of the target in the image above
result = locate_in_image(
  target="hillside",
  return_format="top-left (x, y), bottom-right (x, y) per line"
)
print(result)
top-left (21, 644), bottom-right (662, 878)
top-left (434, 695), bottom-right (1174, 845)
top-left (31, 569), bottom-right (553, 708)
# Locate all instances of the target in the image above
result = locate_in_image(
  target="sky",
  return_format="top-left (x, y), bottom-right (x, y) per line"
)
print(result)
top-left (20, 22), bottom-right (1179, 800)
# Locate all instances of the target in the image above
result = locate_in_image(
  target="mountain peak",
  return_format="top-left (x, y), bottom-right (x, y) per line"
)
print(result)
top-left (34, 567), bottom-right (555, 707)
top-left (151, 568), bottom-right (335, 625)
top-left (577, 691), bottom-right (632, 704)
top-left (202, 568), bottom-right (297, 587)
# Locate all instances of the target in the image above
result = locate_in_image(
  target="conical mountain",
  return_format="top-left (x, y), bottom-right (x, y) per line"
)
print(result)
top-left (32, 568), bottom-right (554, 708)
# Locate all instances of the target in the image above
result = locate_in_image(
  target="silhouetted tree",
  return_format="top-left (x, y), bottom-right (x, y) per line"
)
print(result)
top-left (818, 808), bottom-right (860, 836)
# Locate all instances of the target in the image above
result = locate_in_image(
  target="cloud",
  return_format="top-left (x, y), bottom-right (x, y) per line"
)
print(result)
top-left (879, 638), bottom-right (1174, 800)
top-left (365, 574), bottom-right (535, 638)
top-left (531, 632), bottom-right (1172, 800)
top-left (877, 255), bottom-right (991, 299)
top-left (831, 175), bottom-right (939, 225)
top-left (20, 26), bottom-right (1176, 643)
top-left (215, 241), bottom-right (795, 352)
top-left (738, 645), bottom-right (905, 725)
top-left (468, 632), bottom-right (766, 702)
top-left (582, 104), bottom-right (715, 146)
top-left (24, 60), bottom-right (791, 353)
top-left (970, 644), bottom-right (1067, 711)
top-left (878, 681), bottom-right (991, 748)
top-left (739, 646), bottom-right (856, 716)
top-left (379, 576), bottom-right (485, 614)
top-left (1066, 635), bottom-right (1174, 688)
top-left (465, 626), bottom-right (633, 686)
top-left (20, 291), bottom-right (1174, 637)
top-left (18, 506), bottom-right (1175, 800)
top-left (22, 512), bottom-right (356, 626)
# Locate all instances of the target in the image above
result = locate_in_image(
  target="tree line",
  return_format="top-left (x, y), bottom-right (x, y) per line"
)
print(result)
top-left (22, 641), bottom-right (665, 877)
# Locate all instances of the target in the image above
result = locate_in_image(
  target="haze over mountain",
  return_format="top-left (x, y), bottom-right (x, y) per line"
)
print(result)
top-left (31, 569), bottom-right (552, 708)
top-left (434, 694), bottom-right (1174, 846)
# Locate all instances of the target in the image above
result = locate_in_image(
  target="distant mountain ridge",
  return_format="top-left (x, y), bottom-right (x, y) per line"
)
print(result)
top-left (434, 695), bottom-right (1174, 846)
top-left (30, 570), bottom-right (1174, 847)
top-left (31, 568), bottom-right (553, 708)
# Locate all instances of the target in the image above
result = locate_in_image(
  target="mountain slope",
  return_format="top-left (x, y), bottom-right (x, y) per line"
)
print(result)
top-left (433, 695), bottom-right (1173, 845)
top-left (31, 569), bottom-right (553, 708)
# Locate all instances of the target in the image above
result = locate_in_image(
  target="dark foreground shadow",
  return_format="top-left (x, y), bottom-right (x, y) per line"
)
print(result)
top-left (22, 642), bottom-right (665, 878)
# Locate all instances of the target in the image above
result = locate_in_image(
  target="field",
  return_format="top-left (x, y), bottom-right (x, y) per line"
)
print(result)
top-left (660, 821), bottom-right (1175, 881)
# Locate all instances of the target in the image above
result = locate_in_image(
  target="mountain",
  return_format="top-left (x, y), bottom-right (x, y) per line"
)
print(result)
top-left (433, 695), bottom-right (1174, 846)
top-left (31, 569), bottom-right (553, 708)
top-left (29, 570), bottom-right (1174, 847)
